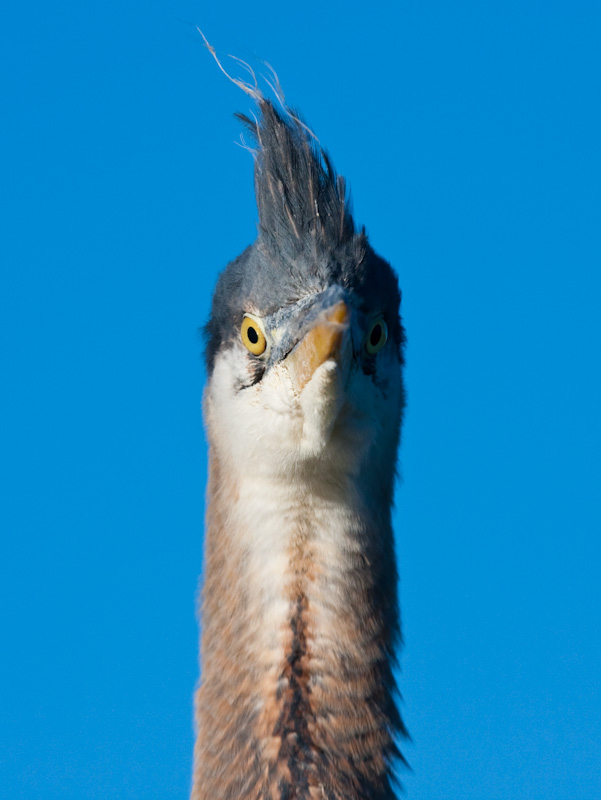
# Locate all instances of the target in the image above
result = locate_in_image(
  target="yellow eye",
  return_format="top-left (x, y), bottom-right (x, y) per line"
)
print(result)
top-left (365, 317), bottom-right (388, 355)
top-left (241, 315), bottom-right (267, 356)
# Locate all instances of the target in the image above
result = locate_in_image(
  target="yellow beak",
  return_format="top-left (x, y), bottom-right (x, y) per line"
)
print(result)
top-left (286, 301), bottom-right (349, 393)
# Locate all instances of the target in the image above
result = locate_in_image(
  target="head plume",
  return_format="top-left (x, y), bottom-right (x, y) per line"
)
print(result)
top-left (236, 100), bottom-right (357, 266)
top-left (199, 33), bottom-right (403, 373)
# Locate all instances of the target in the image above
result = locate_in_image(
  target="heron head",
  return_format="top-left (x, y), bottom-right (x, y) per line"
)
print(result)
top-left (204, 101), bottom-right (405, 482)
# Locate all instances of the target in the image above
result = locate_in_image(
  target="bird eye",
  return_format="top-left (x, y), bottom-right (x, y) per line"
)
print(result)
top-left (241, 315), bottom-right (267, 356)
top-left (365, 317), bottom-right (388, 355)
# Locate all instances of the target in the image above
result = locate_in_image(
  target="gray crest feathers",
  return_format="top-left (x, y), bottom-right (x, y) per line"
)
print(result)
top-left (236, 101), bottom-right (356, 264)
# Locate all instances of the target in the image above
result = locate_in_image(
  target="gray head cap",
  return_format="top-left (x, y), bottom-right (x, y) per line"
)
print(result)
top-left (204, 100), bottom-right (403, 372)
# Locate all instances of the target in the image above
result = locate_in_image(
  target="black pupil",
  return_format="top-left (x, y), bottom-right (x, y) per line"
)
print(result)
top-left (370, 324), bottom-right (382, 347)
top-left (247, 325), bottom-right (259, 345)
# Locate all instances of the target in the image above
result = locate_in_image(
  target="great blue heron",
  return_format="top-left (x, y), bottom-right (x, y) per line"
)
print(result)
top-left (192, 60), bottom-right (407, 799)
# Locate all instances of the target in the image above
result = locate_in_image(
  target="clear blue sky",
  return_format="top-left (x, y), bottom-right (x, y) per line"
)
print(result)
top-left (1, 2), bottom-right (600, 799)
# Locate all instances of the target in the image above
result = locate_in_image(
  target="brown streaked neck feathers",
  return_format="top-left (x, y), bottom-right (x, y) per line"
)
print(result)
top-left (192, 441), bottom-right (405, 800)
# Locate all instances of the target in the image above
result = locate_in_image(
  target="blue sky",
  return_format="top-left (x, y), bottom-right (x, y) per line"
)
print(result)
top-left (1, 2), bottom-right (600, 798)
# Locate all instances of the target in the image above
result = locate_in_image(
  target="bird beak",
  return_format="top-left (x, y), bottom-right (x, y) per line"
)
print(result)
top-left (286, 301), bottom-right (349, 393)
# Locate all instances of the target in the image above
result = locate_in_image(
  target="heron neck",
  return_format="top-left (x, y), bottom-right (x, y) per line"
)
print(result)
top-left (192, 451), bottom-right (403, 799)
